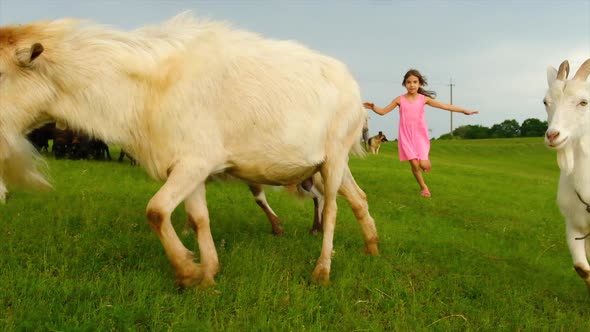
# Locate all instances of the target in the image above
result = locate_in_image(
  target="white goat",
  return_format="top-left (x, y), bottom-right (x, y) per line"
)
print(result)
top-left (544, 58), bottom-right (590, 292)
top-left (0, 13), bottom-right (379, 288)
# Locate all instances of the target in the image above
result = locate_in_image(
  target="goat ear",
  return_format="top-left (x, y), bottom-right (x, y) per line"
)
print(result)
top-left (556, 60), bottom-right (570, 81)
top-left (573, 58), bottom-right (590, 82)
top-left (15, 42), bottom-right (44, 67)
top-left (547, 66), bottom-right (557, 86)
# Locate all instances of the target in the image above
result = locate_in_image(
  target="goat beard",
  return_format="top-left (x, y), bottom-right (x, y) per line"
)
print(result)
top-left (556, 146), bottom-right (575, 175)
top-left (0, 133), bottom-right (52, 191)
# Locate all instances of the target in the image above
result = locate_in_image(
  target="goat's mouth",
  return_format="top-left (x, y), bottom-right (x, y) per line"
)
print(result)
top-left (545, 136), bottom-right (569, 149)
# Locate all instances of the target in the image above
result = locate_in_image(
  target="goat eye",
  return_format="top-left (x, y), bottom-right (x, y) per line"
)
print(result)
top-left (579, 100), bottom-right (588, 107)
top-left (543, 100), bottom-right (548, 106)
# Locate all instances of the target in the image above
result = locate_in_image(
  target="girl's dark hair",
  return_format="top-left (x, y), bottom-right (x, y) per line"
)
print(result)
top-left (402, 69), bottom-right (437, 99)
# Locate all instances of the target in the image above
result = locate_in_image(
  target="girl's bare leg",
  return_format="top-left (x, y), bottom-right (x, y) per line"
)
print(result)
top-left (419, 159), bottom-right (432, 172)
top-left (409, 159), bottom-right (429, 193)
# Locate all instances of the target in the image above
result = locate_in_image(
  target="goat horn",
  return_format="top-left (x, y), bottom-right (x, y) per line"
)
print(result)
top-left (573, 58), bottom-right (590, 81)
top-left (556, 60), bottom-right (570, 80)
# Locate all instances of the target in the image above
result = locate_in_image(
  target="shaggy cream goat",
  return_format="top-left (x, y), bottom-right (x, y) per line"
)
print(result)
top-left (0, 13), bottom-right (378, 287)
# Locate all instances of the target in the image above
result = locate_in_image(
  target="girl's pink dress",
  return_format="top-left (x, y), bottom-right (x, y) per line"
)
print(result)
top-left (397, 94), bottom-right (430, 161)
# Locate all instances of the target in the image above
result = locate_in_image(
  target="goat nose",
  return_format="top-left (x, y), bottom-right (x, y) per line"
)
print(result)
top-left (546, 130), bottom-right (560, 142)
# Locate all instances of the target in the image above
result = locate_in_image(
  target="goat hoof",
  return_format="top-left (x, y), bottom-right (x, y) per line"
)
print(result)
top-left (175, 263), bottom-right (205, 289)
top-left (271, 227), bottom-right (284, 236)
top-left (364, 241), bottom-right (380, 256)
top-left (574, 265), bottom-right (589, 279)
top-left (198, 276), bottom-right (217, 288)
top-left (309, 228), bottom-right (322, 236)
top-left (311, 265), bottom-right (331, 285)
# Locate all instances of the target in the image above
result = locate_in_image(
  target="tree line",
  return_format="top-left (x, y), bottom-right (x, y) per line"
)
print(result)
top-left (437, 118), bottom-right (548, 140)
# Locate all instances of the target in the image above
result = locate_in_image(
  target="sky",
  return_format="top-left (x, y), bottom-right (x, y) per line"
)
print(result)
top-left (1, 0), bottom-right (589, 139)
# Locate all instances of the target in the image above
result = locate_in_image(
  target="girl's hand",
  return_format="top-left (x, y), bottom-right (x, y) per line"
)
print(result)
top-left (463, 110), bottom-right (479, 115)
top-left (363, 102), bottom-right (375, 110)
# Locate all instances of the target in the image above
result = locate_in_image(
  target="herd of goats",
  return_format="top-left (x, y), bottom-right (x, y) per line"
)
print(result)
top-left (28, 122), bottom-right (388, 162)
top-left (27, 123), bottom-right (135, 164)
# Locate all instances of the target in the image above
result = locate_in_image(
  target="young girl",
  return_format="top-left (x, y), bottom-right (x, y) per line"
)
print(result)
top-left (363, 69), bottom-right (478, 197)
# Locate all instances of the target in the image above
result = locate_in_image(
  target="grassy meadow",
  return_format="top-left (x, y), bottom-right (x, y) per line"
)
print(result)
top-left (1, 138), bottom-right (589, 331)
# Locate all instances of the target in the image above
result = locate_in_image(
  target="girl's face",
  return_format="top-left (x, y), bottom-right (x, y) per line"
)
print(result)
top-left (404, 75), bottom-right (421, 94)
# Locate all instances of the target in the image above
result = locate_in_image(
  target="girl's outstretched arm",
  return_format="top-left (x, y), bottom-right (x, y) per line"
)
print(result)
top-left (425, 97), bottom-right (479, 115)
top-left (363, 97), bottom-right (400, 115)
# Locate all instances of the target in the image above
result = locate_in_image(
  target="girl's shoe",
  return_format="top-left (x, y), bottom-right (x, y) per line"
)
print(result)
top-left (420, 189), bottom-right (431, 197)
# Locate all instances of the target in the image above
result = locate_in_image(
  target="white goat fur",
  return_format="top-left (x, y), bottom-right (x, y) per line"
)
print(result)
top-left (0, 13), bottom-right (379, 287)
top-left (544, 58), bottom-right (590, 292)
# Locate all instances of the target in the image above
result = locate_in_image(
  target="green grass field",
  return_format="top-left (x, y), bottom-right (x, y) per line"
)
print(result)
top-left (1, 138), bottom-right (588, 331)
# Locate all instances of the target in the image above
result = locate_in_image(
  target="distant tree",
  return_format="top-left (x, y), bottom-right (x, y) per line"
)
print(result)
top-left (449, 125), bottom-right (490, 139)
top-left (490, 119), bottom-right (520, 138)
top-left (520, 118), bottom-right (548, 137)
top-left (453, 125), bottom-right (472, 138)
top-left (461, 125), bottom-right (490, 139)
top-left (437, 118), bottom-right (548, 140)
top-left (438, 133), bottom-right (450, 139)
top-left (437, 133), bottom-right (460, 140)
top-left (468, 125), bottom-right (491, 139)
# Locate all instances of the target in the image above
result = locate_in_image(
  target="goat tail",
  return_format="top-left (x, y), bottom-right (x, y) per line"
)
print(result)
top-left (0, 134), bottom-right (52, 191)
